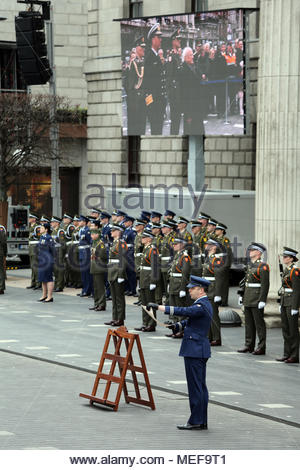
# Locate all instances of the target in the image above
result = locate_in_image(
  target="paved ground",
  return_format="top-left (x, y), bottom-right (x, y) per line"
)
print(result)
top-left (0, 270), bottom-right (299, 450)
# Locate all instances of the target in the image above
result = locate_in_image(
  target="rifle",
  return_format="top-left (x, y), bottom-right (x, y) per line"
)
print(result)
top-left (277, 254), bottom-right (284, 303)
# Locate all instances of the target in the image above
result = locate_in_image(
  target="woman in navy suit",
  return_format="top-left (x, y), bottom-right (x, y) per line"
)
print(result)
top-left (148, 275), bottom-right (212, 430)
top-left (38, 222), bottom-right (55, 302)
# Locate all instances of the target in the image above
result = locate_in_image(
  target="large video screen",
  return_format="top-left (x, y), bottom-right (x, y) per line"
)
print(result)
top-left (120, 9), bottom-right (245, 136)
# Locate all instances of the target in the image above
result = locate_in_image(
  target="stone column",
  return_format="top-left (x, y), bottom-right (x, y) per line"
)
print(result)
top-left (256, 0), bottom-right (300, 325)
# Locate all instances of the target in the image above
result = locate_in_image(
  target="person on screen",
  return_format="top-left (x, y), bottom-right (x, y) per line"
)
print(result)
top-left (166, 29), bottom-right (183, 135)
top-left (179, 47), bottom-right (205, 135)
top-left (143, 23), bottom-right (167, 135)
top-left (207, 45), bottom-right (228, 117)
top-left (126, 36), bottom-right (147, 135)
top-left (224, 43), bottom-right (238, 115)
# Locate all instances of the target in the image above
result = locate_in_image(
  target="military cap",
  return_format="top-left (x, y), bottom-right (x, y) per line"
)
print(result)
top-left (110, 223), bottom-right (124, 232)
top-left (151, 222), bottom-right (161, 229)
top-left (63, 213), bottom-right (73, 220)
top-left (198, 212), bottom-right (210, 220)
top-left (161, 220), bottom-right (176, 229)
top-left (205, 239), bottom-right (221, 248)
top-left (89, 216), bottom-right (97, 222)
top-left (42, 222), bottom-right (51, 231)
top-left (73, 214), bottom-right (81, 221)
top-left (147, 23), bottom-right (162, 41)
top-left (171, 28), bottom-right (182, 40)
top-left (215, 222), bottom-right (227, 231)
top-left (124, 215), bottom-right (135, 223)
top-left (164, 209), bottom-right (176, 218)
top-left (248, 242), bottom-right (267, 253)
top-left (142, 229), bottom-right (155, 239)
top-left (116, 209), bottom-right (127, 217)
top-left (141, 210), bottom-right (151, 218)
top-left (190, 220), bottom-right (202, 227)
top-left (134, 218), bottom-right (146, 226)
top-left (90, 207), bottom-right (101, 215)
top-left (92, 219), bottom-right (101, 228)
top-left (79, 215), bottom-right (89, 223)
top-left (208, 218), bottom-right (218, 226)
top-left (282, 247), bottom-right (298, 261)
top-left (177, 216), bottom-right (189, 224)
top-left (172, 236), bottom-right (187, 245)
top-left (29, 213), bottom-right (39, 219)
top-left (51, 216), bottom-right (62, 223)
top-left (40, 215), bottom-right (50, 223)
top-left (112, 210), bottom-right (119, 216)
top-left (135, 35), bottom-right (146, 48)
top-left (187, 275), bottom-right (211, 289)
top-left (151, 211), bottom-right (162, 218)
top-left (100, 211), bottom-right (111, 219)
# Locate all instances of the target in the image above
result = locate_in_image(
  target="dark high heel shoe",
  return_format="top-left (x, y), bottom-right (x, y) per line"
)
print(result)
top-left (38, 297), bottom-right (47, 302)
top-left (44, 298), bottom-right (53, 303)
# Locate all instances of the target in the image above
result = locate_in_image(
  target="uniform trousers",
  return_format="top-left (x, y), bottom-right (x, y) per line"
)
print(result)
top-left (92, 273), bottom-right (106, 309)
top-left (110, 280), bottom-right (125, 322)
top-left (208, 300), bottom-right (221, 343)
top-left (140, 287), bottom-right (156, 328)
top-left (244, 306), bottom-right (266, 350)
top-left (79, 255), bottom-right (93, 295)
top-left (184, 357), bottom-right (208, 426)
top-left (280, 306), bottom-right (299, 360)
top-left (30, 252), bottom-right (40, 287)
top-left (0, 256), bottom-right (5, 291)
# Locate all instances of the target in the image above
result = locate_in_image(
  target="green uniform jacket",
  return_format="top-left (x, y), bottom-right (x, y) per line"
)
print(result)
top-left (191, 232), bottom-right (202, 275)
top-left (134, 232), bottom-right (144, 276)
top-left (178, 229), bottom-right (193, 255)
top-left (139, 244), bottom-right (159, 288)
top-left (168, 249), bottom-right (191, 294)
top-left (160, 230), bottom-right (176, 273)
top-left (215, 235), bottom-right (233, 268)
top-left (90, 239), bottom-right (108, 274)
top-left (202, 253), bottom-right (226, 300)
top-left (52, 227), bottom-right (66, 265)
top-left (107, 239), bottom-right (127, 282)
top-left (243, 259), bottom-right (270, 307)
top-left (28, 223), bottom-right (40, 256)
top-left (280, 264), bottom-right (300, 309)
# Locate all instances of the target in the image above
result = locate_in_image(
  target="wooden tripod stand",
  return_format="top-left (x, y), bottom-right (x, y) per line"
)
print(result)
top-left (80, 326), bottom-right (155, 412)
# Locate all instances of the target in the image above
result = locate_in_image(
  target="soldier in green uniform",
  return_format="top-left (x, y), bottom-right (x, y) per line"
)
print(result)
top-left (89, 228), bottom-right (108, 312)
top-left (276, 247), bottom-right (300, 363)
top-left (27, 213), bottom-right (41, 289)
top-left (50, 216), bottom-right (66, 292)
top-left (0, 224), bottom-right (7, 294)
top-left (105, 224), bottom-right (127, 327)
top-left (197, 212), bottom-right (210, 252)
top-left (135, 229), bottom-right (159, 332)
top-left (68, 215), bottom-right (82, 288)
top-left (160, 220), bottom-right (177, 302)
top-left (214, 222), bottom-right (232, 306)
top-left (151, 222), bottom-right (164, 304)
top-left (177, 216), bottom-right (193, 255)
top-left (167, 236), bottom-right (192, 331)
top-left (237, 242), bottom-right (270, 355)
top-left (133, 218), bottom-right (146, 306)
top-left (191, 220), bottom-right (203, 276)
top-left (127, 36), bottom-right (146, 135)
top-left (206, 218), bottom-right (218, 240)
top-left (202, 239), bottom-right (226, 346)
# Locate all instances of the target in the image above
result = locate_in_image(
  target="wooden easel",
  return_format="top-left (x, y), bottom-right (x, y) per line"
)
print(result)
top-left (79, 326), bottom-right (155, 412)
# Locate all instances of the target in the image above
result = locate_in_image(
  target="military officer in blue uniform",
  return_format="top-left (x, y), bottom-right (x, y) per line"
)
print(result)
top-left (122, 215), bottom-right (137, 296)
top-left (150, 211), bottom-right (162, 224)
top-left (100, 212), bottom-right (112, 247)
top-left (148, 275), bottom-right (212, 430)
top-left (77, 215), bottom-right (93, 297)
top-left (164, 210), bottom-right (176, 220)
top-left (116, 210), bottom-right (127, 228)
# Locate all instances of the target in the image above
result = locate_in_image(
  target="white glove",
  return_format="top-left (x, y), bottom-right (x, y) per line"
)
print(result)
top-left (179, 290), bottom-right (186, 298)
top-left (117, 277), bottom-right (125, 284)
top-left (149, 283), bottom-right (156, 291)
top-left (214, 296), bottom-right (221, 303)
top-left (167, 284), bottom-right (169, 293)
top-left (291, 309), bottom-right (299, 316)
top-left (258, 301), bottom-right (265, 309)
top-left (238, 296), bottom-right (243, 306)
top-left (278, 305), bottom-right (281, 313)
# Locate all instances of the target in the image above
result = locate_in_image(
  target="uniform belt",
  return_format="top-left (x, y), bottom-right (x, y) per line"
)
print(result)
top-left (283, 288), bottom-right (293, 293)
top-left (126, 244), bottom-right (133, 248)
top-left (245, 283), bottom-right (261, 287)
top-left (193, 254), bottom-right (201, 258)
top-left (109, 259), bottom-right (119, 264)
top-left (170, 273), bottom-right (182, 277)
top-left (140, 266), bottom-right (151, 270)
top-left (79, 245), bottom-right (90, 250)
top-left (203, 276), bottom-right (215, 280)
top-left (161, 256), bottom-right (171, 261)
top-left (73, 240), bottom-right (79, 244)
top-left (66, 241), bottom-right (73, 245)
top-left (29, 241), bottom-right (39, 245)
top-left (135, 253), bottom-right (143, 257)
top-left (54, 243), bottom-right (61, 248)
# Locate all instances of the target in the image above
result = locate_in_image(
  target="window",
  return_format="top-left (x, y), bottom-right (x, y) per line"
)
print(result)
top-left (191, 0), bottom-right (208, 12)
top-left (129, 0), bottom-right (143, 19)
top-left (0, 41), bottom-right (26, 91)
top-left (128, 136), bottom-right (140, 186)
